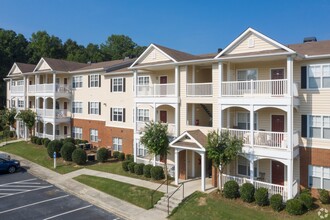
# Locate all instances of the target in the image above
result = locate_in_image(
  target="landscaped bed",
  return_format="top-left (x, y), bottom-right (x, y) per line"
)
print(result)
top-left (73, 174), bottom-right (164, 209)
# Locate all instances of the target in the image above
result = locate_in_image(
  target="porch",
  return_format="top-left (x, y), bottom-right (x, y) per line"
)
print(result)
top-left (35, 121), bottom-right (70, 140)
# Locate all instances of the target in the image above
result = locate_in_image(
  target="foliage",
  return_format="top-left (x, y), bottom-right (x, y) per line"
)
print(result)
top-left (43, 138), bottom-right (51, 148)
top-left (143, 164), bottom-right (153, 178)
top-left (113, 151), bottom-right (120, 159)
top-left (128, 162), bottom-right (136, 173)
top-left (63, 137), bottom-right (75, 144)
top-left (4, 108), bottom-right (17, 128)
top-left (97, 147), bottom-right (109, 163)
top-left (60, 142), bottom-right (76, 161)
top-left (223, 180), bottom-right (240, 199)
top-left (46, 140), bottom-right (63, 158)
top-left (240, 183), bottom-right (255, 203)
top-left (254, 187), bottom-right (269, 206)
top-left (318, 189), bottom-right (330, 204)
top-left (299, 192), bottom-right (314, 211)
top-left (285, 198), bottom-right (305, 215)
top-left (16, 109), bottom-right (37, 135)
top-left (72, 148), bottom-right (87, 165)
top-left (101, 34), bottom-right (138, 60)
top-left (118, 152), bottom-right (125, 161)
top-left (134, 163), bottom-right (145, 175)
top-left (36, 137), bottom-right (42, 145)
top-left (30, 136), bottom-right (37, 143)
top-left (125, 154), bottom-right (133, 161)
top-left (150, 166), bottom-right (165, 180)
top-left (122, 161), bottom-right (130, 172)
top-left (270, 194), bottom-right (284, 212)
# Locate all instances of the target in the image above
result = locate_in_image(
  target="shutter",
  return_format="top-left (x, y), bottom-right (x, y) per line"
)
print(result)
top-left (99, 102), bottom-right (101, 115)
top-left (110, 79), bottom-right (113, 92)
top-left (301, 66), bottom-right (307, 89)
top-left (301, 115), bottom-right (307, 138)
top-left (123, 108), bottom-right (126, 122)
top-left (110, 108), bottom-right (112, 121)
top-left (123, 78), bottom-right (126, 92)
top-left (88, 102), bottom-right (90, 114)
top-left (88, 75), bottom-right (90, 87)
top-left (99, 75), bottom-right (101, 87)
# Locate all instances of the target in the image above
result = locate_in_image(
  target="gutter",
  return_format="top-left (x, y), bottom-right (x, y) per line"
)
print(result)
top-left (215, 52), bottom-right (296, 61)
top-left (129, 58), bottom-right (216, 69)
top-left (304, 54), bottom-right (330, 59)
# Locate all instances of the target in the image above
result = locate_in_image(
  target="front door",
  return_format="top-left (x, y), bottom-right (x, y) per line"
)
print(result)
top-left (179, 150), bottom-right (186, 180)
top-left (64, 78), bottom-right (68, 85)
top-left (272, 115), bottom-right (285, 146)
top-left (159, 76), bottom-right (167, 96)
top-left (64, 102), bottom-right (67, 110)
top-left (272, 160), bottom-right (284, 185)
top-left (271, 69), bottom-right (284, 95)
top-left (160, 110), bottom-right (167, 123)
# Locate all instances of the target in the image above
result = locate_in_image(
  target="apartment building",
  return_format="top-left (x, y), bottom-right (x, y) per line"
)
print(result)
top-left (5, 28), bottom-right (330, 200)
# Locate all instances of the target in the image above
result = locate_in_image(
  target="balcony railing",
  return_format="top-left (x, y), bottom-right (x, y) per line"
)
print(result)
top-left (136, 121), bottom-right (175, 136)
top-left (28, 83), bottom-right (71, 94)
top-left (186, 83), bottom-right (213, 97)
top-left (222, 79), bottom-right (288, 97)
top-left (136, 83), bottom-right (175, 97)
top-left (11, 85), bottom-right (24, 93)
top-left (36, 108), bottom-right (69, 118)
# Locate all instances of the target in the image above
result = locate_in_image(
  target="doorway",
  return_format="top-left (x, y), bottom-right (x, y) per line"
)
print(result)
top-left (272, 160), bottom-right (284, 185)
top-left (271, 69), bottom-right (284, 95)
top-left (179, 150), bottom-right (186, 180)
top-left (159, 76), bottom-right (167, 96)
top-left (160, 110), bottom-right (167, 123)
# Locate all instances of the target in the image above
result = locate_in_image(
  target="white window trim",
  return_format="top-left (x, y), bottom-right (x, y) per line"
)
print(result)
top-left (137, 76), bottom-right (150, 85)
top-left (236, 68), bottom-right (258, 81)
top-left (236, 112), bottom-right (258, 130)
top-left (72, 101), bottom-right (83, 114)
top-left (90, 74), bottom-right (100, 88)
top-left (236, 156), bottom-right (258, 178)
top-left (112, 107), bottom-right (124, 122)
top-left (90, 129), bottom-right (98, 142)
top-left (72, 127), bottom-right (82, 140)
top-left (307, 64), bottom-right (330, 90)
top-left (72, 75), bottom-right (83, 89)
top-left (113, 137), bottom-right (123, 152)
top-left (307, 115), bottom-right (330, 140)
top-left (308, 165), bottom-right (330, 189)
top-left (269, 67), bottom-right (286, 79)
top-left (137, 108), bottom-right (150, 122)
top-left (112, 77), bottom-right (124, 92)
top-left (89, 102), bottom-right (100, 115)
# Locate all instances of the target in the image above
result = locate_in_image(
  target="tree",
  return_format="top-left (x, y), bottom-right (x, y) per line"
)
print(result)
top-left (101, 34), bottom-right (137, 60)
top-left (140, 121), bottom-right (170, 180)
top-left (206, 130), bottom-right (243, 190)
top-left (85, 43), bottom-right (104, 62)
top-left (16, 109), bottom-right (37, 137)
top-left (5, 108), bottom-right (17, 129)
top-left (63, 39), bottom-right (88, 63)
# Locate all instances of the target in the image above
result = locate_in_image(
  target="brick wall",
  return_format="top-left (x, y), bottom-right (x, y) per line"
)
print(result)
top-left (72, 118), bottom-right (133, 155)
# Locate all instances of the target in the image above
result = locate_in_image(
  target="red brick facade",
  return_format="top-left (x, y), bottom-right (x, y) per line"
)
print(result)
top-left (72, 118), bottom-right (133, 155)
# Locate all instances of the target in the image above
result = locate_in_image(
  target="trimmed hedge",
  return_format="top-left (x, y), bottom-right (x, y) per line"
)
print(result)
top-left (126, 154), bottom-right (133, 161)
top-left (43, 138), bottom-right (51, 148)
top-left (63, 137), bottom-right (75, 144)
top-left (143, 164), bottom-right (153, 178)
top-left (118, 152), bottom-right (125, 161)
top-left (47, 140), bottom-right (63, 158)
top-left (270, 194), bottom-right (284, 212)
top-left (36, 137), bottom-right (42, 145)
top-left (223, 180), bottom-right (240, 199)
top-left (122, 161), bottom-right (130, 172)
top-left (60, 142), bottom-right (76, 161)
top-left (299, 192), bottom-right (314, 211)
top-left (134, 163), bottom-right (145, 175)
top-left (128, 162), bottom-right (137, 173)
top-left (97, 148), bottom-right (109, 163)
top-left (240, 183), bottom-right (255, 203)
top-left (150, 166), bottom-right (164, 180)
top-left (255, 187), bottom-right (269, 206)
top-left (319, 189), bottom-right (330, 204)
top-left (113, 151), bottom-right (120, 159)
top-left (31, 136), bottom-right (37, 143)
top-left (72, 148), bottom-right (87, 165)
top-left (286, 198), bottom-right (304, 215)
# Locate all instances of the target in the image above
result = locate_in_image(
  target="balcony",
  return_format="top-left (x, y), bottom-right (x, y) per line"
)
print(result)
top-left (186, 83), bottom-right (213, 97)
top-left (136, 121), bottom-right (176, 136)
top-left (36, 109), bottom-right (70, 119)
top-left (28, 84), bottom-right (71, 94)
top-left (11, 85), bottom-right (24, 94)
top-left (136, 83), bottom-right (175, 97)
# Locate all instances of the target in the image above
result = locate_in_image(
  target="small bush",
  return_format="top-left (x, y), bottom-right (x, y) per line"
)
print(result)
top-left (270, 194), bottom-right (284, 212)
top-left (30, 136), bottom-right (37, 143)
top-left (223, 180), bottom-right (240, 199)
top-left (118, 152), bottom-right (125, 161)
top-left (255, 187), bottom-right (269, 206)
top-left (150, 166), bottom-right (164, 180)
top-left (299, 192), bottom-right (314, 211)
top-left (60, 142), bottom-right (76, 161)
top-left (126, 154), bottom-right (133, 161)
top-left (134, 163), bottom-right (145, 175)
top-left (122, 161), bottom-right (130, 171)
top-left (47, 140), bottom-right (63, 158)
top-left (72, 148), bottom-right (87, 165)
top-left (43, 138), bottom-right (51, 148)
top-left (36, 137), bottom-right (42, 145)
top-left (113, 151), bottom-right (120, 159)
top-left (128, 162), bottom-right (137, 173)
top-left (97, 148), bottom-right (109, 163)
top-left (9, 131), bottom-right (15, 138)
top-left (143, 164), bottom-right (153, 178)
top-left (240, 183), bottom-right (255, 203)
top-left (286, 198), bottom-right (304, 215)
top-left (63, 137), bottom-right (75, 144)
top-left (318, 189), bottom-right (330, 204)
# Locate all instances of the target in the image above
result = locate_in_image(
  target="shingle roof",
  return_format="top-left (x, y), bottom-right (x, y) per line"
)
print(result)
top-left (154, 44), bottom-right (200, 61)
top-left (16, 63), bottom-right (36, 73)
top-left (288, 40), bottom-right (330, 56)
top-left (42, 58), bottom-right (89, 72)
top-left (187, 130), bottom-right (207, 147)
top-left (78, 58), bottom-right (136, 71)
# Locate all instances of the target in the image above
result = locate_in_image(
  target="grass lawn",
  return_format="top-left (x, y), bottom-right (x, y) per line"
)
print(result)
top-left (170, 191), bottom-right (330, 220)
top-left (74, 174), bottom-right (164, 209)
top-left (0, 141), bottom-right (82, 174)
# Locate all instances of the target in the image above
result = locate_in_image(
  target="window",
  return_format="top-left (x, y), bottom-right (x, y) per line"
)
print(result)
top-left (111, 108), bottom-right (124, 122)
top-left (11, 81), bottom-right (15, 86)
top-left (237, 112), bottom-right (257, 130)
top-left (138, 76), bottom-right (150, 85)
top-left (89, 74), bottom-right (100, 87)
top-left (72, 127), bottom-right (82, 139)
top-left (113, 137), bottom-right (122, 152)
top-left (18, 100), bottom-right (24, 108)
top-left (11, 100), bottom-right (15, 108)
top-left (17, 80), bottom-right (24, 86)
top-left (72, 76), bottom-right (83, 88)
top-left (89, 102), bottom-right (100, 115)
top-left (90, 129), bottom-right (98, 142)
top-left (136, 142), bottom-right (148, 157)
top-left (309, 115), bottom-right (330, 139)
top-left (112, 77), bottom-right (123, 92)
top-left (237, 156), bottom-right (257, 177)
top-left (308, 64), bottom-right (330, 89)
top-left (309, 165), bottom-right (330, 190)
top-left (137, 109), bottom-right (149, 122)
top-left (237, 69), bottom-right (257, 81)
top-left (72, 102), bottom-right (83, 113)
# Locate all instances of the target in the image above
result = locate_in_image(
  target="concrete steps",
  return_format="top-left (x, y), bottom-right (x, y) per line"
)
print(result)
top-left (154, 193), bottom-right (183, 214)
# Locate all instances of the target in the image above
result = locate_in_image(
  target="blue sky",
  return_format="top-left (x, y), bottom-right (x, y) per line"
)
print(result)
top-left (1, 0), bottom-right (330, 54)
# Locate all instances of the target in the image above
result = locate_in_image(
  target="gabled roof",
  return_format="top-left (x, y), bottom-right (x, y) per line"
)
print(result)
top-left (34, 57), bottom-right (89, 72)
top-left (7, 62), bottom-right (36, 77)
top-left (76, 58), bottom-right (136, 73)
top-left (170, 130), bottom-right (207, 151)
top-left (288, 40), bottom-right (330, 56)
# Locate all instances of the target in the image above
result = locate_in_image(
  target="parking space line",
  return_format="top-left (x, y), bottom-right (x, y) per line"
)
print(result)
top-left (0, 185), bottom-right (53, 198)
top-left (0, 178), bottom-right (37, 186)
top-left (0, 195), bottom-right (70, 214)
top-left (2, 185), bottom-right (47, 188)
top-left (0, 188), bottom-right (26, 191)
top-left (42, 205), bottom-right (93, 220)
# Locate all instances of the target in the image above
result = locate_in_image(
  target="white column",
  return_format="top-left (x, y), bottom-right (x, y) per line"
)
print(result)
top-left (133, 139), bottom-right (137, 162)
top-left (43, 121), bottom-right (46, 138)
top-left (218, 104), bottom-right (222, 131)
top-left (185, 150), bottom-right (188, 178)
top-left (192, 65), bottom-right (195, 83)
top-left (287, 161), bottom-right (293, 199)
top-left (23, 76), bottom-right (27, 109)
top-left (153, 103), bottom-right (156, 122)
top-left (43, 97), bottom-right (46, 116)
top-left (175, 103), bottom-right (179, 136)
top-left (16, 120), bottom-right (19, 138)
top-left (218, 61), bottom-right (223, 97)
top-left (175, 66), bottom-right (179, 97)
top-left (133, 70), bottom-right (137, 97)
top-left (175, 149), bottom-right (179, 185)
top-left (249, 156), bottom-right (254, 182)
top-left (192, 104), bottom-right (195, 125)
top-left (192, 151), bottom-right (195, 177)
top-left (249, 105), bottom-right (254, 147)
top-left (153, 155), bottom-right (156, 166)
top-left (201, 152), bottom-right (206, 192)
top-left (226, 109), bottom-right (230, 128)
top-left (287, 56), bottom-right (293, 97)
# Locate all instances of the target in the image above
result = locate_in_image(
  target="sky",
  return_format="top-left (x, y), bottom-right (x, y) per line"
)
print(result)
top-left (1, 0), bottom-right (330, 55)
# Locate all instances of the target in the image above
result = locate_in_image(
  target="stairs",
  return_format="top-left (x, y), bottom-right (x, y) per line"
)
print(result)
top-left (154, 192), bottom-right (183, 214)
top-left (200, 104), bottom-right (212, 118)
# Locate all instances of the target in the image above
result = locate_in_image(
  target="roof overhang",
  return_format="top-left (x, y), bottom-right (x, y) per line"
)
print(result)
top-left (170, 130), bottom-right (206, 152)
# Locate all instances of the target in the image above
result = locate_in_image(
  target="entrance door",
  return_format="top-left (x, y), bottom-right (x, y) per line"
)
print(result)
top-left (160, 110), bottom-right (167, 123)
top-left (272, 115), bottom-right (285, 146)
top-left (159, 76), bottom-right (167, 96)
top-left (272, 160), bottom-right (284, 185)
top-left (64, 102), bottom-right (67, 110)
top-left (64, 78), bottom-right (68, 85)
top-left (179, 150), bottom-right (186, 180)
top-left (271, 69), bottom-right (284, 95)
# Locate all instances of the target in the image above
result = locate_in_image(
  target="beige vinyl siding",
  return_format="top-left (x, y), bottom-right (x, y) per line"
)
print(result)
top-left (36, 59), bottom-right (51, 71)
top-left (156, 105), bottom-right (175, 123)
top-left (259, 159), bottom-right (271, 183)
top-left (139, 48), bottom-right (171, 64)
top-left (293, 157), bottom-right (300, 181)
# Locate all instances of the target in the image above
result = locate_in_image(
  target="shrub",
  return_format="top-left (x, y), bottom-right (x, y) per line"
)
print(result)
top-left (270, 194), bottom-right (284, 212)
top-left (134, 163), bottom-right (145, 175)
top-left (97, 148), bottom-right (109, 163)
top-left (113, 151), bottom-right (120, 159)
top-left (72, 148), bottom-right (87, 165)
top-left (150, 166), bottom-right (164, 180)
top-left (60, 142), bottom-right (76, 161)
top-left (286, 198), bottom-right (304, 215)
top-left (47, 140), bottom-right (63, 158)
top-left (126, 154), bottom-right (133, 161)
top-left (63, 137), bottom-right (75, 144)
top-left (299, 192), bottom-right (314, 211)
top-left (30, 136), bottom-right (37, 143)
top-left (255, 187), bottom-right (269, 206)
top-left (223, 180), bottom-right (240, 199)
top-left (240, 183), bottom-right (255, 203)
top-left (122, 161), bottom-right (130, 171)
top-left (118, 152), bottom-right (125, 161)
top-left (36, 137), bottom-right (43, 145)
top-left (128, 162), bottom-right (137, 173)
top-left (43, 138), bottom-right (51, 148)
top-left (318, 189), bottom-right (330, 204)
top-left (9, 131), bottom-right (15, 138)
top-left (143, 164), bottom-right (153, 178)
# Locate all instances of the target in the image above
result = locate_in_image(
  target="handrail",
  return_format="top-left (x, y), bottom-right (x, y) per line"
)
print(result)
top-left (167, 182), bottom-right (184, 215)
top-left (151, 179), bottom-right (168, 208)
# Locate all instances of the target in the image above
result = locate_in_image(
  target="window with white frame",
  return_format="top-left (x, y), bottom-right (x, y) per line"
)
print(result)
top-left (309, 115), bottom-right (330, 139)
top-left (308, 64), bottom-right (330, 89)
top-left (18, 100), bottom-right (24, 108)
top-left (309, 165), bottom-right (330, 190)
top-left (112, 108), bottom-right (123, 122)
top-left (90, 129), bottom-right (98, 142)
top-left (11, 100), bottom-right (15, 107)
top-left (89, 102), bottom-right (99, 115)
top-left (17, 80), bottom-right (24, 86)
top-left (72, 76), bottom-right (83, 88)
top-left (72, 102), bottom-right (83, 113)
top-left (137, 109), bottom-right (149, 122)
top-left (136, 142), bottom-right (148, 157)
top-left (237, 112), bottom-right (257, 130)
top-left (72, 127), bottom-right (82, 139)
top-left (237, 69), bottom-right (257, 81)
top-left (138, 76), bottom-right (150, 85)
top-left (112, 77), bottom-right (123, 92)
top-left (113, 137), bottom-right (122, 152)
top-left (237, 156), bottom-right (257, 177)
top-left (89, 74), bottom-right (100, 87)
top-left (11, 81), bottom-right (15, 86)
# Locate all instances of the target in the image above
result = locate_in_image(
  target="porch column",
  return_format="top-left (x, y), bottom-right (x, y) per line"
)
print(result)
top-left (287, 56), bottom-right (293, 97)
top-left (16, 120), bottom-right (19, 138)
top-left (218, 61), bottom-right (223, 97)
top-left (153, 103), bottom-right (156, 122)
top-left (24, 124), bottom-right (28, 141)
top-left (218, 104), bottom-right (222, 131)
top-left (192, 104), bottom-right (195, 125)
top-left (175, 66), bottom-right (179, 97)
top-left (175, 149), bottom-right (179, 185)
top-left (201, 152), bottom-right (206, 192)
top-left (249, 156), bottom-right (254, 182)
top-left (175, 103), bottom-right (179, 136)
top-left (287, 161), bottom-right (293, 199)
top-left (153, 155), bottom-right (156, 166)
top-left (43, 97), bottom-right (46, 117)
top-left (133, 138), bottom-right (137, 163)
top-left (249, 105), bottom-right (254, 147)
top-left (43, 122), bottom-right (46, 138)
top-left (133, 70), bottom-right (137, 97)
top-left (35, 97), bottom-right (38, 135)
top-left (192, 151), bottom-right (195, 177)
top-left (23, 76), bottom-right (27, 109)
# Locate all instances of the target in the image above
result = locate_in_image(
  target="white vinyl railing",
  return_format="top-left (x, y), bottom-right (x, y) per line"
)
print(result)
top-left (253, 130), bottom-right (288, 148)
top-left (165, 123), bottom-right (176, 136)
top-left (293, 130), bottom-right (299, 147)
top-left (136, 83), bottom-right (175, 97)
top-left (222, 79), bottom-right (287, 97)
top-left (11, 85), bottom-right (24, 93)
top-left (186, 83), bottom-right (213, 97)
top-left (28, 83), bottom-right (71, 94)
top-left (136, 121), bottom-right (176, 136)
top-left (292, 180), bottom-right (300, 198)
top-left (36, 108), bottom-right (69, 118)
top-left (221, 128), bottom-right (250, 145)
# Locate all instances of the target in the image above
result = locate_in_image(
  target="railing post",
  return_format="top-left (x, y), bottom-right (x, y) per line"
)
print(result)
top-left (250, 80), bottom-right (253, 95)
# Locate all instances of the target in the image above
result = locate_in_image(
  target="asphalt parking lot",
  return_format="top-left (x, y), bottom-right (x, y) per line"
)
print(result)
top-left (0, 169), bottom-right (121, 220)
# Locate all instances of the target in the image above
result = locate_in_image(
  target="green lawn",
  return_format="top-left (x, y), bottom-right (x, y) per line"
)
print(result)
top-left (0, 141), bottom-right (82, 174)
top-left (74, 174), bottom-right (164, 209)
top-left (170, 191), bottom-right (330, 220)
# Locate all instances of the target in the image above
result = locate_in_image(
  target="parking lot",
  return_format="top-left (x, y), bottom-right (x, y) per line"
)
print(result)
top-left (0, 169), bottom-right (121, 220)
